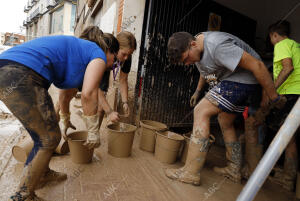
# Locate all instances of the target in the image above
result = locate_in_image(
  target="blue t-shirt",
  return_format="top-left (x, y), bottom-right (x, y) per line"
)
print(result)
top-left (0, 35), bottom-right (107, 89)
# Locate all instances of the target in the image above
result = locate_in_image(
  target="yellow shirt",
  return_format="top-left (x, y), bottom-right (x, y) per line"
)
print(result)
top-left (273, 38), bottom-right (300, 94)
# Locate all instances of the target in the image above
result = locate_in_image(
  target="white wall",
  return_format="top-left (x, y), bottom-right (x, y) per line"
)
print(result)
top-left (122, 0), bottom-right (146, 72)
top-left (94, 0), bottom-right (117, 33)
top-left (91, 0), bottom-right (146, 72)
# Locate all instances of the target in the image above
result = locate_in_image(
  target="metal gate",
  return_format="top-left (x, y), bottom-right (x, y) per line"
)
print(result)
top-left (134, 0), bottom-right (256, 126)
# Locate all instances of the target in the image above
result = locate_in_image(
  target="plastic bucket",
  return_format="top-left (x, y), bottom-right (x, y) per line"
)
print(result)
top-left (12, 136), bottom-right (33, 163)
top-left (181, 132), bottom-right (191, 163)
top-left (12, 136), bottom-right (69, 163)
top-left (139, 120), bottom-right (167, 152)
top-left (106, 122), bottom-right (137, 158)
top-left (67, 131), bottom-right (94, 164)
top-left (154, 131), bottom-right (184, 164)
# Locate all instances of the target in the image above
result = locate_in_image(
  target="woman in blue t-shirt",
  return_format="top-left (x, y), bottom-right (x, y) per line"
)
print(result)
top-left (0, 26), bottom-right (119, 201)
top-left (56, 31), bottom-right (137, 144)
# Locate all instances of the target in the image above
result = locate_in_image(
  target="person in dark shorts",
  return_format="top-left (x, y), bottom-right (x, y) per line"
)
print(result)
top-left (244, 21), bottom-right (300, 191)
top-left (0, 26), bottom-right (120, 201)
top-left (165, 31), bottom-right (284, 186)
top-left (57, 31), bottom-right (137, 138)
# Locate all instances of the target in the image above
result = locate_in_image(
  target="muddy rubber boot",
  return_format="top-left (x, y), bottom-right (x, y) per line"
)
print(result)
top-left (10, 186), bottom-right (46, 201)
top-left (165, 135), bottom-right (214, 186)
top-left (35, 168), bottom-right (67, 190)
top-left (24, 193), bottom-right (46, 201)
top-left (213, 141), bottom-right (242, 183)
top-left (269, 170), bottom-right (296, 191)
top-left (241, 143), bottom-right (263, 179)
top-left (269, 157), bottom-right (297, 191)
top-left (10, 149), bottom-right (54, 201)
top-left (10, 193), bottom-right (45, 201)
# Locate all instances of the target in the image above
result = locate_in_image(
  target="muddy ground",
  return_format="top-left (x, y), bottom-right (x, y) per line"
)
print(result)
top-left (0, 71), bottom-right (295, 201)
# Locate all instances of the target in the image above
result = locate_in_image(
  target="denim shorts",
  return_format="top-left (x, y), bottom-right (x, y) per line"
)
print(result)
top-left (205, 80), bottom-right (261, 113)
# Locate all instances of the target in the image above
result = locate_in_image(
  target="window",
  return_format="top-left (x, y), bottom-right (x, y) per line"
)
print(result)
top-left (70, 4), bottom-right (76, 32)
top-left (50, 6), bottom-right (64, 34)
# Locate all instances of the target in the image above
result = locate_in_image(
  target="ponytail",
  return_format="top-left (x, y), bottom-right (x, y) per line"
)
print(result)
top-left (79, 26), bottom-right (119, 54)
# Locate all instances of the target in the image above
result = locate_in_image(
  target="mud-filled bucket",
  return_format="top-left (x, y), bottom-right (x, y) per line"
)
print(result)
top-left (12, 136), bottom-right (69, 163)
top-left (181, 132), bottom-right (191, 163)
top-left (139, 120), bottom-right (168, 152)
top-left (154, 131), bottom-right (184, 164)
top-left (106, 122), bottom-right (137, 158)
top-left (67, 131), bottom-right (94, 164)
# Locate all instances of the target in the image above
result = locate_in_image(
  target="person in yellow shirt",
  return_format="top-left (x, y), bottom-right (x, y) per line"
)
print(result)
top-left (243, 20), bottom-right (300, 191)
top-left (267, 20), bottom-right (300, 191)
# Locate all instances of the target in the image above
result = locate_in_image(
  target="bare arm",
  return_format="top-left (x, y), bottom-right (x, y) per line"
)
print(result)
top-left (196, 75), bottom-right (206, 91)
top-left (97, 88), bottom-right (113, 113)
top-left (81, 58), bottom-right (106, 116)
top-left (274, 58), bottom-right (294, 89)
top-left (58, 88), bottom-right (78, 114)
top-left (238, 51), bottom-right (278, 101)
top-left (119, 71), bottom-right (129, 102)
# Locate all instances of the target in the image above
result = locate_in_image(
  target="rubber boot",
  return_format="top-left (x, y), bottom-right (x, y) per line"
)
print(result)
top-left (10, 149), bottom-right (53, 201)
top-left (165, 135), bottom-right (215, 186)
top-left (213, 141), bottom-right (242, 183)
top-left (35, 168), bottom-right (67, 190)
top-left (241, 143), bottom-right (263, 179)
top-left (24, 194), bottom-right (46, 201)
top-left (269, 157), bottom-right (298, 191)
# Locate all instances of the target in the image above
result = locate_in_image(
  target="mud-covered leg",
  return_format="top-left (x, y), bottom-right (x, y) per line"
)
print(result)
top-left (3, 86), bottom-right (61, 200)
top-left (242, 115), bottom-right (263, 179)
top-left (270, 136), bottom-right (298, 191)
top-left (165, 98), bottom-right (219, 185)
top-left (213, 112), bottom-right (242, 183)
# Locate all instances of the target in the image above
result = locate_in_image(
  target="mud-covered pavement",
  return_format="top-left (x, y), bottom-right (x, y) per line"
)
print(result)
top-left (0, 81), bottom-right (295, 201)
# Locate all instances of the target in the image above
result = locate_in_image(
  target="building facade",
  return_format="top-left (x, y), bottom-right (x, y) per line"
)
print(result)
top-left (23, 0), bottom-right (77, 41)
top-left (3, 33), bottom-right (25, 46)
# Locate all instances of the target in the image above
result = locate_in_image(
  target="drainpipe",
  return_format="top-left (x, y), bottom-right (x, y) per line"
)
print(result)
top-left (135, 0), bottom-right (153, 126)
top-left (236, 97), bottom-right (300, 201)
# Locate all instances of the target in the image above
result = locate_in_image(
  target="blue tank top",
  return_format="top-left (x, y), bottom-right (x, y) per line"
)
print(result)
top-left (0, 35), bottom-right (107, 89)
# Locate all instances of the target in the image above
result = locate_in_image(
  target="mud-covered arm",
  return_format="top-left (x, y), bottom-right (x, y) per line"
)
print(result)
top-left (238, 51), bottom-right (278, 101)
